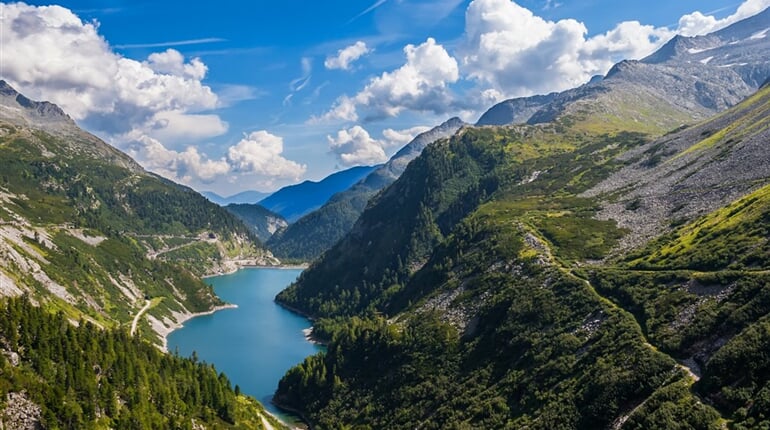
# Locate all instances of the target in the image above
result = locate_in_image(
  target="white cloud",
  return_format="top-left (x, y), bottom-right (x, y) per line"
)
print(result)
top-left (382, 125), bottom-right (431, 145)
top-left (284, 57), bottom-right (313, 107)
top-left (677, 0), bottom-right (770, 36)
top-left (461, 0), bottom-right (675, 99)
top-left (0, 3), bottom-right (219, 135)
top-left (290, 57), bottom-right (313, 92)
top-left (146, 49), bottom-right (208, 80)
top-left (328, 125), bottom-right (429, 166)
top-left (317, 37), bottom-right (459, 122)
top-left (227, 131), bottom-right (307, 179)
top-left (0, 3), bottom-right (282, 184)
top-left (328, 126), bottom-right (390, 166)
top-left (315, 95), bottom-right (359, 122)
top-left (139, 110), bottom-right (229, 144)
top-left (119, 129), bottom-right (306, 185)
top-left (325, 41), bottom-right (372, 70)
top-left (124, 134), bottom-right (230, 184)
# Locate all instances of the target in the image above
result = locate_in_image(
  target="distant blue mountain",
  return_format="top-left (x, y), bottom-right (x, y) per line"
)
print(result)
top-left (201, 190), bottom-right (269, 206)
top-left (259, 165), bottom-right (379, 222)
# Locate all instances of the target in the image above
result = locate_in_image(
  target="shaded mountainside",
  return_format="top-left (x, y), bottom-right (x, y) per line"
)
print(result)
top-left (274, 82), bottom-right (770, 427)
top-left (475, 92), bottom-right (558, 126)
top-left (0, 82), bottom-right (271, 345)
top-left (259, 164), bottom-right (379, 222)
top-left (267, 118), bottom-right (464, 261)
top-left (225, 203), bottom-right (288, 242)
top-left (478, 8), bottom-right (770, 128)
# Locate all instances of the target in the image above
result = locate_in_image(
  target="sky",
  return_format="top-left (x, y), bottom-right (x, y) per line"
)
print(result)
top-left (1, 0), bottom-right (768, 195)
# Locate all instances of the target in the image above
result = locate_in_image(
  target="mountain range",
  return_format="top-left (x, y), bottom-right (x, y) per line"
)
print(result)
top-left (0, 79), bottom-right (275, 342)
top-left (201, 190), bottom-right (270, 206)
top-left (267, 117), bottom-right (465, 260)
top-left (258, 164), bottom-right (379, 222)
top-left (2, 6), bottom-right (770, 430)
top-left (478, 7), bottom-right (770, 129)
top-left (273, 10), bottom-right (770, 429)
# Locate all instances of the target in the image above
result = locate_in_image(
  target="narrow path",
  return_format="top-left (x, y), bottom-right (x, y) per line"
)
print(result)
top-left (147, 240), bottom-right (199, 260)
top-left (259, 413), bottom-right (275, 430)
top-left (130, 299), bottom-right (152, 336)
top-left (521, 224), bottom-right (707, 426)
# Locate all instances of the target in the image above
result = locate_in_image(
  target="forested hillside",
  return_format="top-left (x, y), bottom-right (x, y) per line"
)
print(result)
top-left (0, 82), bottom-right (272, 345)
top-left (274, 83), bottom-right (770, 428)
top-left (0, 296), bottom-right (283, 429)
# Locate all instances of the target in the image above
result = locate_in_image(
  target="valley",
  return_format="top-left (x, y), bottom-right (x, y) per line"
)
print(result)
top-left (1, 2), bottom-right (770, 429)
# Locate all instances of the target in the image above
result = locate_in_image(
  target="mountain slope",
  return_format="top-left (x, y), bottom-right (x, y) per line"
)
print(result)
top-left (267, 118), bottom-right (464, 261)
top-left (225, 203), bottom-right (288, 242)
top-left (259, 165), bottom-right (378, 222)
top-left (584, 82), bottom-right (770, 249)
top-left (273, 43), bottom-right (770, 430)
top-left (475, 91), bottom-right (558, 126)
top-left (0, 81), bottom-right (272, 344)
top-left (274, 121), bottom-right (711, 428)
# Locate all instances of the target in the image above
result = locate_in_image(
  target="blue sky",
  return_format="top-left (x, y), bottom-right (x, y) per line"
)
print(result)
top-left (1, 0), bottom-right (764, 195)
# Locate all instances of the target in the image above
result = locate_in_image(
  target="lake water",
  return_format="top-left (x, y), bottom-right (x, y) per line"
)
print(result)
top-left (167, 267), bottom-right (322, 420)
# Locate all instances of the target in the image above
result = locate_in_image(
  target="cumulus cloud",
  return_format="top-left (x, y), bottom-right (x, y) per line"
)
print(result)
top-left (328, 126), bottom-right (390, 166)
top-left (461, 0), bottom-right (674, 98)
top-left (677, 0), bottom-right (770, 36)
top-left (325, 41), bottom-right (372, 70)
top-left (227, 131), bottom-right (307, 179)
top-left (328, 125), bottom-right (429, 166)
top-left (0, 3), bottom-right (219, 139)
top-left (382, 126), bottom-right (431, 146)
top-left (0, 3), bottom-right (307, 186)
top-left (124, 134), bottom-right (230, 184)
top-left (132, 110), bottom-right (228, 144)
top-left (146, 49), bottom-right (208, 80)
top-left (121, 129), bottom-right (306, 185)
top-left (316, 37), bottom-right (459, 122)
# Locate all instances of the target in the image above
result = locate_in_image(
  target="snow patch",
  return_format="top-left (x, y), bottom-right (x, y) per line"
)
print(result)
top-left (699, 56), bottom-right (714, 65)
top-left (750, 28), bottom-right (769, 40)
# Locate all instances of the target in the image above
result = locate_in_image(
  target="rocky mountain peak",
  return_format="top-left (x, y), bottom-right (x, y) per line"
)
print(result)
top-left (0, 80), bottom-right (19, 97)
top-left (477, 8), bottom-right (770, 128)
top-left (0, 80), bottom-right (73, 129)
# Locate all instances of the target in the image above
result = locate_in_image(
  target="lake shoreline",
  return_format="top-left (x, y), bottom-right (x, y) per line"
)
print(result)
top-left (166, 266), bottom-right (319, 427)
top-left (159, 304), bottom-right (239, 352)
top-left (202, 263), bottom-right (309, 279)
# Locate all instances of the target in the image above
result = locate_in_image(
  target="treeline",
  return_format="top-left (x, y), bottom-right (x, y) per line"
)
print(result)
top-left (0, 295), bottom-right (265, 429)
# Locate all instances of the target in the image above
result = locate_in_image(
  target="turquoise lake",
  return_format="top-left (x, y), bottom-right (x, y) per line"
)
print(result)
top-left (167, 267), bottom-right (322, 419)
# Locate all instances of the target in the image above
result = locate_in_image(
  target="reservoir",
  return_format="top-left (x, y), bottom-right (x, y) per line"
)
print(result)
top-left (167, 267), bottom-right (322, 419)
